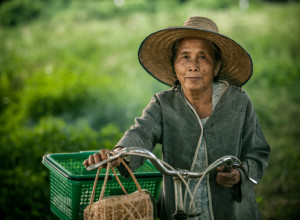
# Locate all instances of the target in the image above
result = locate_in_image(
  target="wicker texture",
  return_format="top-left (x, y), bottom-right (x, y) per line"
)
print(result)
top-left (84, 158), bottom-right (154, 220)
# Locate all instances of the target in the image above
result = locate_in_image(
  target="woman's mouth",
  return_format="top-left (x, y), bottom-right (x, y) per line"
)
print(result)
top-left (186, 77), bottom-right (201, 82)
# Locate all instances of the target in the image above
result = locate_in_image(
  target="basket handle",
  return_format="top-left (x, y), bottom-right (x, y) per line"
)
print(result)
top-left (88, 157), bottom-right (142, 207)
top-left (120, 157), bottom-right (143, 192)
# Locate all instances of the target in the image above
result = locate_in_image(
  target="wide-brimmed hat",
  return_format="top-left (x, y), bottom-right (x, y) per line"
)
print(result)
top-left (138, 16), bottom-right (252, 86)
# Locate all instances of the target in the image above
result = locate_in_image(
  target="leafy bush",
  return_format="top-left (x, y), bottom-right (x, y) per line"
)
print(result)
top-left (0, 0), bottom-right (42, 26)
top-left (0, 115), bottom-right (123, 218)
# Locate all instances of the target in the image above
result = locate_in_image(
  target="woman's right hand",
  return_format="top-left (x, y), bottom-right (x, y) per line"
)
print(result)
top-left (83, 148), bottom-right (123, 169)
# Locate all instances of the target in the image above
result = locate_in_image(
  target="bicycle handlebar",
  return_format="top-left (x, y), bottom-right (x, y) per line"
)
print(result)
top-left (86, 147), bottom-right (257, 184)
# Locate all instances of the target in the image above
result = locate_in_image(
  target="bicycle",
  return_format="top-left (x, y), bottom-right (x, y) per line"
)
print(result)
top-left (87, 146), bottom-right (257, 220)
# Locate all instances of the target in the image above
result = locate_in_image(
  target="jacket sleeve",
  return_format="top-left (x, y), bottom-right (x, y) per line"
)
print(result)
top-left (238, 98), bottom-right (271, 201)
top-left (115, 95), bottom-right (162, 175)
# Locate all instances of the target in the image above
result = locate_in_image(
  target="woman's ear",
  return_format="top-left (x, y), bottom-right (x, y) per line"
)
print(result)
top-left (214, 61), bottom-right (221, 77)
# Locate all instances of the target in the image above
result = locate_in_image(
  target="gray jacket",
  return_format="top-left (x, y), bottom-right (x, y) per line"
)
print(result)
top-left (117, 84), bottom-right (270, 220)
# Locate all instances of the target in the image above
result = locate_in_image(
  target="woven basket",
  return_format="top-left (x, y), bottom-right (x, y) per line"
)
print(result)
top-left (84, 158), bottom-right (154, 220)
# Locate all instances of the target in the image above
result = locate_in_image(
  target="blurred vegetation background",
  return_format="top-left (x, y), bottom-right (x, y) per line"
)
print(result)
top-left (0, 0), bottom-right (299, 219)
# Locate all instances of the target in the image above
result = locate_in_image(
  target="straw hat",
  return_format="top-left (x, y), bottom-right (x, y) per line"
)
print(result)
top-left (138, 16), bottom-right (252, 86)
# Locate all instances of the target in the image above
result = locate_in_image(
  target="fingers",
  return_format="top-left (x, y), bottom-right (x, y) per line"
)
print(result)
top-left (100, 149), bottom-right (111, 161)
top-left (109, 159), bottom-right (120, 167)
top-left (82, 149), bottom-right (121, 169)
top-left (83, 159), bottom-right (88, 168)
top-left (216, 175), bottom-right (235, 188)
top-left (216, 172), bottom-right (234, 188)
top-left (100, 149), bottom-right (121, 167)
top-left (232, 169), bottom-right (241, 185)
top-left (216, 168), bottom-right (241, 188)
top-left (88, 154), bottom-right (95, 165)
top-left (93, 153), bottom-right (101, 164)
top-left (82, 152), bottom-right (103, 168)
top-left (216, 165), bottom-right (224, 172)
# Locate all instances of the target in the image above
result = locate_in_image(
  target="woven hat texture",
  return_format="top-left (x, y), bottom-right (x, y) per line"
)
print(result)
top-left (138, 16), bottom-right (253, 86)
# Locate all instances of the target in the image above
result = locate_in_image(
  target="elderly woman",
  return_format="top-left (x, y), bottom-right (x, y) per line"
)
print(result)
top-left (84, 17), bottom-right (270, 220)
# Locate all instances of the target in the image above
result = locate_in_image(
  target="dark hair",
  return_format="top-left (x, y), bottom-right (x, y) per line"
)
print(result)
top-left (170, 40), bottom-right (181, 66)
top-left (209, 41), bottom-right (222, 63)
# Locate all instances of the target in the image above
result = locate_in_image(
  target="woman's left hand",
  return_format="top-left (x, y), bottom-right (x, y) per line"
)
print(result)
top-left (216, 165), bottom-right (241, 188)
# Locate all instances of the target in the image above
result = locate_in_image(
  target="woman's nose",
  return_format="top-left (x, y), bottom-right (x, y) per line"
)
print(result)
top-left (188, 59), bottom-right (200, 72)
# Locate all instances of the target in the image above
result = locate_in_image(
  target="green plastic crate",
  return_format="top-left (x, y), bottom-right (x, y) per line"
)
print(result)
top-left (42, 151), bottom-right (162, 220)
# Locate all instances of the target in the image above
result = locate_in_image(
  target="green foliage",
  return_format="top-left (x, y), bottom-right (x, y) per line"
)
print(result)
top-left (192, 0), bottom-right (240, 9)
top-left (0, 0), bottom-right (300, 219)
top-left (0, 114), bottom-right (123, 218)
top-left (99, 123), bottom-right (123, 149)
top-left (0, 0), bottom-right (42, 26)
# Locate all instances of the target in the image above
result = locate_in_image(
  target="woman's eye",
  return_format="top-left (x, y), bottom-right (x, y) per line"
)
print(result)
top-left (199, 56), bottom-right (206, 59)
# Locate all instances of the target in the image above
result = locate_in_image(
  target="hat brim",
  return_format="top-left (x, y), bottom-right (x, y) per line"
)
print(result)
top-left (138, 27), bottom-right (253, 86)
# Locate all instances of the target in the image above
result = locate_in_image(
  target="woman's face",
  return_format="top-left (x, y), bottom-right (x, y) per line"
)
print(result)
top-left (174, 38), bottom-right (220, 94)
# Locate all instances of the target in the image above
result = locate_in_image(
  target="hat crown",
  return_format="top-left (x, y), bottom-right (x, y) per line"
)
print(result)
top-left (183, 16), bottom-right (219, 33)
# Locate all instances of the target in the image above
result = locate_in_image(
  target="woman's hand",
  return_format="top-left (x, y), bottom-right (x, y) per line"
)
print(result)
top-left (83, 147), bottom-right (123, 169)
top-left (216, 165), bottom-right (241, 188)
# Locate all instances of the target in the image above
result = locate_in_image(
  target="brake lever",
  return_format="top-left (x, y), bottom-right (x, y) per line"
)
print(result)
top-left (231, 162), bottom-right (258, 184)
top-left (222, 160), bottom-right (234, 172)
top-left (218, 159), bottom-right (257, 185)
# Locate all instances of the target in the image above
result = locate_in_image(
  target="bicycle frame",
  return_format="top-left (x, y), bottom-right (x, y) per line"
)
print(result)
top-left (87, 147), bottom-right (257, 219)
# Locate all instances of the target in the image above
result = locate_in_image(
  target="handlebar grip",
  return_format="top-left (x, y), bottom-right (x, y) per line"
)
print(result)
top-left (86, 154), bottom-right (121, 171)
